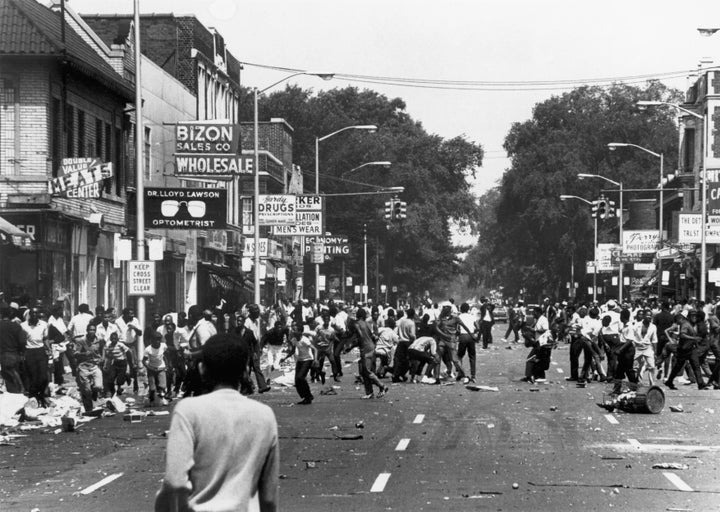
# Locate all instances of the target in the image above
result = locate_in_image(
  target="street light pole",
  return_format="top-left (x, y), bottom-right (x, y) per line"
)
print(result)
top-left (577, 174), bottom-right (623, 302)
top-left (607, 143), bottom-right (664, 299)
top-left (560, 194), bottom-right (596, 303)
top-left (363, 223), bottom-right (368, 304)
top-left (251, 72), bottom-right (334, 305)
top-left (637, 100), bottom-right (707, 301)
top-left (133, 0), bottom-right (146, 359)
top-left (314, 124), bottom-right (378, 301)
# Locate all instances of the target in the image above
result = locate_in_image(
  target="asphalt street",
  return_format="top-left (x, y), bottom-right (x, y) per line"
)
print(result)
top-left (1, 323), bottom-right (719, 511)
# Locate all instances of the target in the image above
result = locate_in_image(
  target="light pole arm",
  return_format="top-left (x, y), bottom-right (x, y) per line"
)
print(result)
top-left (318, 124), bottom-right (377, 143)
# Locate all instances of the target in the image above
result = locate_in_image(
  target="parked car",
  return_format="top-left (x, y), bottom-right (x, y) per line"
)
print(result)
top-left (493, 304), bottom-right (508, 323)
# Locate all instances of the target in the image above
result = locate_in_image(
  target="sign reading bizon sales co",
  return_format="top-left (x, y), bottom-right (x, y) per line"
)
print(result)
top-left (174, 122), bottom-right (252, 177)
top-left (144, 188), bottom-right (227, 229)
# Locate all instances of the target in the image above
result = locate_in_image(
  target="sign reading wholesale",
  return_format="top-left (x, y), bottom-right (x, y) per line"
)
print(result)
top-left (272, 195), bottom-right (323, 235)
top-left (144, 188), bottom-right (227, 229)
top-left (173, 122), bottom-right (252, 177)
top-left (48, 158), bottom-right (113, 198)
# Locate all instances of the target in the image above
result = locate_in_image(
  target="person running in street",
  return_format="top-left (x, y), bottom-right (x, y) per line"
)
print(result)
top-left (478, 298), bottom-right (495, 349)
top-left (282, 323), bottom-right (317, 404)
top-left (103, 331), bottom-right (130, 397)
top-left (242, 304), bottom-right (271, 394)
top-left (21, 306), bottom-right (50, 406)
top-left (346, 308), bottom-right (388, 398)
top-left (143, 331), bottom-right (168, 405)
top-left (261, 320), bottom-right (289, 385)
top-left (664, 309), bottom-right (709, 390)
top-left (375, 317), bottom-right (398, 379)
top-left (312, 311), bottom-right (339, 384)
top-left (74, 323), bottom-right (104, 412)
top-left (392, 307), bottom-right (416, 382)
top-left (155, 333), bottom-right (279, 512)
top-left (632, 308), bottom-right (657, 385)
top-left (611, 309), bottom-right (639, 395)
top-left (115, 307), bottom-right (143, 394)
top-left (522, 306), bottom-right (550, 384)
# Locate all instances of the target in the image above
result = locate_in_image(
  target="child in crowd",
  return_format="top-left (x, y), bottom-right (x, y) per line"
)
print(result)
top-left (143, 331), bottom-right (168, 405)
top-left (104, 331), bottom-right (130, 396)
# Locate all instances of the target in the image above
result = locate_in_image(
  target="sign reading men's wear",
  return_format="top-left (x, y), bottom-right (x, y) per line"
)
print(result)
top-left (128, 261), bottom-right (156, 296)
top-left (173, 122), bottom-right (252, 177)
top-left (144, 188), bottom-right (227, 229)
top-left (48, 158), bottom-right (113, 197)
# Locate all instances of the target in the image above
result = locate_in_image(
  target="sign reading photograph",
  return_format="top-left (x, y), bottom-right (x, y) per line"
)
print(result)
top-left (145, 188), bottom-right (227, 229)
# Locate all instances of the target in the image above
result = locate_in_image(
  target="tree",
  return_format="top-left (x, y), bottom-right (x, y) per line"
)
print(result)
top-left (463, 82), bottom-right (681, 301)
top-left (242, 86), bottom-right (484, 298)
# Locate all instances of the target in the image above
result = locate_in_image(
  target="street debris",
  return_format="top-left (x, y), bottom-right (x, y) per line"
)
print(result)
top-left (669, 405), bottom-right (684, 413)
top-left (512, 482), bottom-right (519, 489)
top-left (465, 385), bottom-right (499, 392)
top-left (652, 463), bottom-right (689, 470)
top-left (549, 406), bottom-right (558, 411)
top-left (355, 421), bottom-right (364, 429)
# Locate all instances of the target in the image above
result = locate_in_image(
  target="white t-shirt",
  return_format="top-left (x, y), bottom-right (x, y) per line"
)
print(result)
top-left (144, 344), bottom-right (167, 370)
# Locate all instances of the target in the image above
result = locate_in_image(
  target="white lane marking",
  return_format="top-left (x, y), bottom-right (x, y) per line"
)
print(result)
top-left (627, 438), bottom-right (641, 448)
top-left (551, 361), bottom-right (558, 365)
top-left (395, 438), bottom-right (410, 451)
top-left (556, 368), bottom-right (564, 373)
top-left (589, 442), bottom-right (720, 453)
top-left (604, 414), bottom-right (619, 425)
top-left (79, 473), bottom-right (124, 495)
top-left (663, 472), bottom-right (694, 492)
top-left (413, 414), bottom-right (425, 424)
top-left (370, 473), bottom-right (391, 492)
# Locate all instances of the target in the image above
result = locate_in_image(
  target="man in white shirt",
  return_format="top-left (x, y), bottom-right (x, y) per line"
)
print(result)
top-left (456, 302), bottom-right (479, 383)
top-left (522, 306), bottom-right (549, 384)
top-left (632, 308), bottom-right (657, 384)
top-left (243, 304), bottom-right (270, 394)
top-left (115, 307), bottom-right (143, 394)
top-left (21, 307), bottom-right (50, 406)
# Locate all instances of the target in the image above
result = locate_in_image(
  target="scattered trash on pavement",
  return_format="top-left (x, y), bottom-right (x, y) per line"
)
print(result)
top-left (652, 462), bottom-right (689, 470)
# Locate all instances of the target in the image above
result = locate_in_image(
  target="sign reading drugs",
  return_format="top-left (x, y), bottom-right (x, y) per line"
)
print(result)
top-left (173, 122), bottom-right (251, 177)
top-left (622, 230), bottom-right (660, 254)
top-left (144, 188), bottom-right (227, 229)
top-left (48, 158), bottom-right (112, 197)
top-left (258, 195), bottom-right (296, 225)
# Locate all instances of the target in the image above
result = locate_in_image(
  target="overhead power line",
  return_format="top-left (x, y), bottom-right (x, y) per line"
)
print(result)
top-left (240, 61), bottom-right (717, 92)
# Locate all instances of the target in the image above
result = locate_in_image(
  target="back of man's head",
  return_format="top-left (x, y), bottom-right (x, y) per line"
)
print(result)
top-left (201, 334), bottom-right (247, 389)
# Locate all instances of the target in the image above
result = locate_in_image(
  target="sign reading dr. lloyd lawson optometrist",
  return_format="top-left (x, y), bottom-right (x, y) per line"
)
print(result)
top-left (48, 158), bottom-right (113, 198)
top-left (173, 121), bottom-right (252, 177)
top-left (144, 188), bottom-right (227, 229)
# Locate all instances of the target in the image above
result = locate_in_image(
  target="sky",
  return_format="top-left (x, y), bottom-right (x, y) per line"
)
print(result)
top-left (66, 0), bottom-right (720, 242)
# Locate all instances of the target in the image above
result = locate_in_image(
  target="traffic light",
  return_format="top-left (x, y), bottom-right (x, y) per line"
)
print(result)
top-left (606, 199), bottom-right (616, 218)
top-left (591, 200), bottom-right (599, 218)
top-left (392, 199), bottom-right (407, 220)
top-left (384, 200), bottom-right (393, 220)
top-left (597, 198), bottom-right (608, 220)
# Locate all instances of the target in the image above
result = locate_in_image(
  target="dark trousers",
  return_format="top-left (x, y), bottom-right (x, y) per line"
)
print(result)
top-left (25, 348), bottom-right (49, 405)
top-left (332, 336), bottom-right (348, 377)
top-left (437, 340), bottom-right (463, 379)
top-left (480, 321), bottom-right (493, 348)
top-left (457, 334), bottom-right (476, 378)
top-left (359, 352), bottom-right (384, 394)
top-left (104, 361), bottom-right (127, 396)
top-left (294, 360), bottom-right (314, 400)
top-left (313, 344), bottom-right (338, 380)
top-left (504, 323), bottom-right (519, 342)
top-left (568, 336), bottom-right (588, 380)
top-left (698, 337), bottom-right (720, 384)
top-left (392, 341), bottom-right (411, 380)
top-left (248, 347), bottom-right (268, 391)
top-left (666, 348), bottom-right (705, 389)
top-left (612, 348), bottom-right (638, 394)
top-left (164, 350), bottom-right (186, 395)
top-left (0, 352), bottom-right (24, 393)
top-left (408, 348), bottom-right (436, 376)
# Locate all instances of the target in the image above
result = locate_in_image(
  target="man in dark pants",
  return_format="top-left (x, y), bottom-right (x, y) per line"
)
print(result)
top-left (478, 298), bottom-right (495, 349)
top-left (665, 310), bottom-right (708, 390)
top-left (242, 304), bottom-right (271, 394)
top-left (653, 301), bottom-right (675, 380)
top-left (392, 308), bottom-right (416, 382)
top-left (346, 308), bottom-right (387, 398)
top-left (612, 309), bottom-right (638, 395)
top-left (456, 302), bottom-right (478, 383)
top-left (0, 306), bottom-right (26, 393)
top-left (566, 306), bottom-right (588, 382)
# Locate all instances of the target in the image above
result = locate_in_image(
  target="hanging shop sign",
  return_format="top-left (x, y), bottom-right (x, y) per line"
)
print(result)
top-left (271, 195), bottom-right (323, 235)
top-left (622, 230), bottom-right (660, 254)
top-left (48, 158), bottom-right (112, 197)
top-left (173, 122), bottom-right (251, 177)
top-left (144, 188), bottom-right (227, 229)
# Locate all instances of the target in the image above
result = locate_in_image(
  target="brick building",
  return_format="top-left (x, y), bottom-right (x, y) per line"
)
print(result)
top-left (0, 0), bottom-right (135, 312)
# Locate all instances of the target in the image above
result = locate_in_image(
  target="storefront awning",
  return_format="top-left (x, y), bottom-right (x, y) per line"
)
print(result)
top-left (200, 262), bottom-right (245, 290)
top-left (0, 216), bottom-right (30, 239)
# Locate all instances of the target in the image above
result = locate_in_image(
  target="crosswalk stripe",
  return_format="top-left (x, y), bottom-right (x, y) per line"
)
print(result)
top-left (663, 472), bottom-right (693, 492)
top-left (395, 438), bottom-right (410, 451)
top-left (370, 473), bottom-right (391, 492)
top-left (79, 473), bottom-right (124, 495)
top-left (556, 368), bottom-right (564, 373)
top-left (413, 414), bottom-right (425, 424)
top-left (604, 414), bottom-right (619, 424)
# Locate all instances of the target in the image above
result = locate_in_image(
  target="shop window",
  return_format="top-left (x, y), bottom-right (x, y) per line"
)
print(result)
top-left (66, 105), bottom-right (74, 157)
top-left (77, 110), bottom-right (86, 157)
top-left (51, 98), bottom-right (62, 177)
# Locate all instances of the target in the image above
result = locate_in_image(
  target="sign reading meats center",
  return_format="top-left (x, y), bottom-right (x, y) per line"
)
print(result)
top-left (144, 188), bottom-right (227, 229)
top-left (173, 122), bottom-right (252, 177)
top-left (271, 195), bottom-right (323, 236)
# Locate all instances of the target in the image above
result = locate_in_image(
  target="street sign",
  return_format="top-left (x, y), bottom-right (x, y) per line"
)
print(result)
top-left (145, 188), bottom-right (227, 230)
top-left (49, 158), bottom-right (112, 197)
top-left (304, 232), bottom-right (350, 261)
top-left (596, 243), bottom-right (619, 271)
top-left (311, 242), bottom-right (325, 264)
top-left (678, 213), bottom-right (720, 243)
top-left (173, 122), bottom-right (249, 177)
top-left (243, 237), bottom-right (269, 257)
top-left (128, 261), bottom-right (156, 296)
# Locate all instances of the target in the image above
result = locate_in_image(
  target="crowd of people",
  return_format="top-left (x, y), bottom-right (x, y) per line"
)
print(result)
top-left (2, 294), bottom-right (718, 414)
